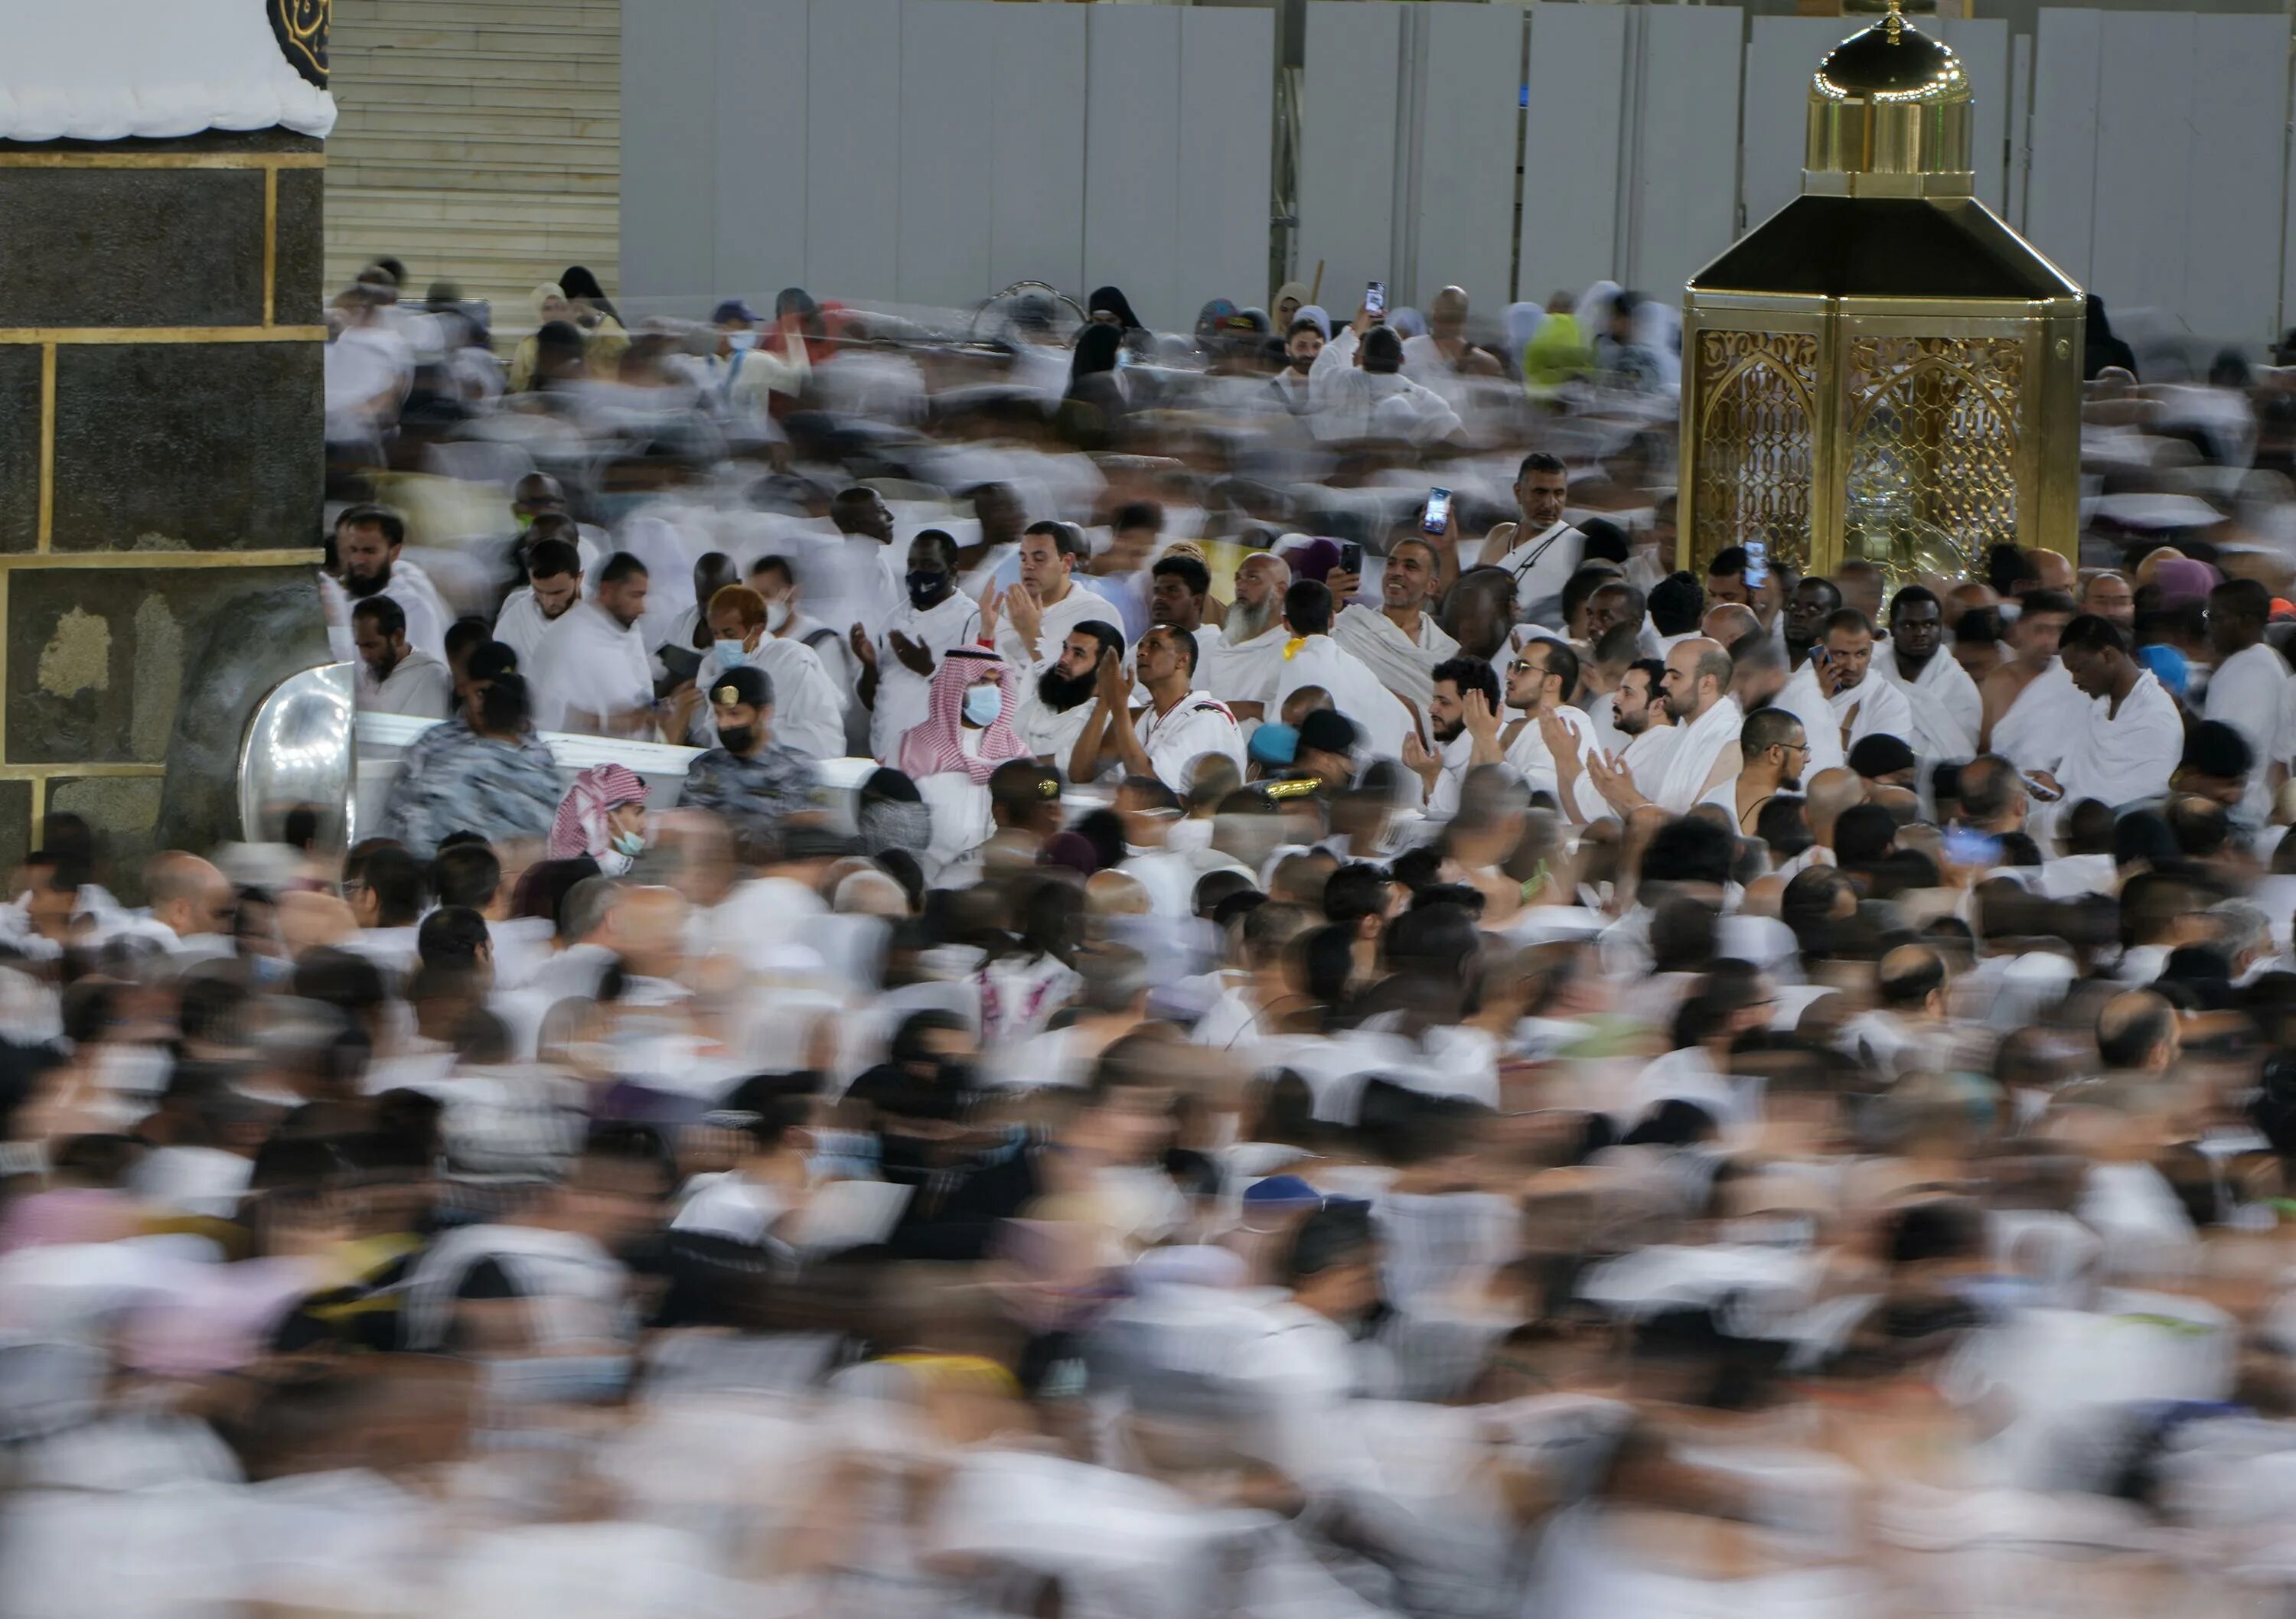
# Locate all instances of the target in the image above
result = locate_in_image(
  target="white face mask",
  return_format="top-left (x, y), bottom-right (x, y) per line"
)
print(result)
top-left (725, 330), bottom-right (758, 353)
top-left (765, 598), bottom-right (792, 634)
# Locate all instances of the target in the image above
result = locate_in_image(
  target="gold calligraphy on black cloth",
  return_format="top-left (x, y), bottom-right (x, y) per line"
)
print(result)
top-left (269, 0), bottom-right (329, 89)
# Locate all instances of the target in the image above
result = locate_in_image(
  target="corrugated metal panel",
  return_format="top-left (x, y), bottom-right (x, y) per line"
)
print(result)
top-left (325, 0), bottom-right (622, 324)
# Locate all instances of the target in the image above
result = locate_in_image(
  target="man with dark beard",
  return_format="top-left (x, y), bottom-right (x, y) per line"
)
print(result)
top-left (1010, 620), bottom-right (1124, 764)
top-left (324, 503), bottom-right (451, 665)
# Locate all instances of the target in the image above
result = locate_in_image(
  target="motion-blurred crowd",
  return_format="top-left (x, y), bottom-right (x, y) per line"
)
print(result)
top-left (4, 263), bottom-right (2296, 1615)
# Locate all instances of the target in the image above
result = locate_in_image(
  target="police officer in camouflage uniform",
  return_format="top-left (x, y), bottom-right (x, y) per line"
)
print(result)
top-left (677, 664), bottom-right (820, 847)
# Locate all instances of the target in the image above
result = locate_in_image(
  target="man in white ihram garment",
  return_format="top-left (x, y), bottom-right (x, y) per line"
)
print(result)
top-left (1981, 588), bottom-right (2083, 777)
top-left (1306, 306), bottom-right (1464, 448)
top-left (1645, 638), bottom-right (1743, 814)
top-left (1480, 452), bottom-right (1583, 621)
top-left (1330, 537), bottom-right (1458, 713)
top-left (1870, 585), bottom-right (1981, 764)
top-left (1816, 608), bottom-right (1914, 756)
top-left (853, 530), bottom-right (982, 762)
top-left (1198, 550), bottom-right (1293, 722)
top-left (2030, 613), bottom-right (2184, 813)
top-left (988, 521), bottom-right (1109, 677)
top-left (492, 536), bottom-right (585, 672)
top-left (1271, 580), bottom-right (1416, 761)
top-left (682, 583), bottom-right (846, 759)
top-left (2201, 577), bottom-right (2291, 818)
top-left (325, 503), bottom-right (450, 666)
top-left (528, 553), bottom-right (658, 738)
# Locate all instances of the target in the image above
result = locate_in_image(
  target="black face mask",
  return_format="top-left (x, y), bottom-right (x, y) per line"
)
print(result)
top-left (718, 724), bottom-right (756, 754)
top-left (907, 570), bottom-right (948, 611)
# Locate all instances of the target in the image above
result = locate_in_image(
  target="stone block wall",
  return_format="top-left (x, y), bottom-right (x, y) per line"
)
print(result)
top-left (0, 129), bottom-right (331, 893)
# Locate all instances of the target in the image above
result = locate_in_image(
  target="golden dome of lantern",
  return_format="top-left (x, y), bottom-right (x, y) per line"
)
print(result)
top-left (1678, 0), bottom-right (2084, 591)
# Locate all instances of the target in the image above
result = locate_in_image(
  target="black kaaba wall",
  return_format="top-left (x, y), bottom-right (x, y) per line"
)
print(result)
top-left (0, 127), bottom-right (334, 886)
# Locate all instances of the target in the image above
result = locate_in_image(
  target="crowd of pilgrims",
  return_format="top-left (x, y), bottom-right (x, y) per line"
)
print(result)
top-left (4, 265), bottom-right (2296, 1613)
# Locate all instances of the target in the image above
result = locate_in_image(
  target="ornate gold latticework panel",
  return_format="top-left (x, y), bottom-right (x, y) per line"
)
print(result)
top-left (1691, 331), bottom-right (1821, 574)
top-left (1844, 334), bottom-right (2023, 571)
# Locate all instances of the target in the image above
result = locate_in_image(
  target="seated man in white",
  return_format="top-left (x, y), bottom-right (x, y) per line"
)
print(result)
top-left (679, 582), bottom-right (846, 759)
top-left (1331, 536), bottom-right (1458, 712)
top-left (1198, 549), bottom-right (1293, 723)
top-left (1816, 607), bottom-right (1914, 756)
top-left (1270, 578), bottom-right (1416, 762)
top-left (1583, 637), bottom-right (1742, 816)
top-left (1008, 617), bottom-right (1127, 765)
top-left (1068, 625), bottom-right (1247, 791)
top-left (989, 520), bottom-right (1107, 674)
top-left (1498, 637), bottom-right (1604, 821)
top-left (2032, 612), bottom-right (2184, 813)
top-left (1872, 585), bottom-right (1981, 765)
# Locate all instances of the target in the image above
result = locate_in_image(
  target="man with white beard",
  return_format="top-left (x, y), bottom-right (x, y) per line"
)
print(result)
top-left (1198, 550), bottom-right (1292, 722)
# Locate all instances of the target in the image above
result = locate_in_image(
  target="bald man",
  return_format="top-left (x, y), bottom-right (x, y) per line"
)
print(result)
top-left (1401, 285), bottom-right (1502, 386)
top-left (1702, 603), bottom-right (1760, 647)
top-left (1804, 767), bottom-right (1864, 859)
top-left (116, 852), bottom-right (234, 959)
top-left (1197, 550), bottom-right (1292, 719)
top-left (2024, 548), bottom-right (2076, 597)
top-left (2080, 571), bottom-right (2135, 637)
top-left (1649, 637), bottom-right (1742, 813)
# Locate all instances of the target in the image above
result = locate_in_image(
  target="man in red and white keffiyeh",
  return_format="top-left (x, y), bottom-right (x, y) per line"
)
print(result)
top-left (549, 762), bottom-right (649, 873)
top-left (896, 647), bottom-right (1030, 783)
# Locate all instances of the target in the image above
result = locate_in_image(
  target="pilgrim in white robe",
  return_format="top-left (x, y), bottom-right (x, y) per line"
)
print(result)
top-left (2204, 640), bottom-right (2291, 816)
top-left (1009, 674), bottom-right (1097, 764)
top-left (1826, 670), bottom-right (1916, 754)
top-left (1504, 706), bottom-right (1607, 822)
top-left (1619, 723), bottom-right (1682, 800)
top-left (2057, 669), bottom-right (2183, 810)
top-left (1485, 520), bottom-right (1585, 619)
top-left (1870, 640), bottom-right (1981, 763)
top-left (866, 590), bottom-right (983, 761)
top-left (1137, 692), bottom-right (1248, 789)
top-left (1773, 663), bottom-right (1848, 776)
top-left (1331, 604), bottom-right (1459, 712)
top-left (991, 579), bottom-right (1115, 674)
top-left (1200, 622), bottom-right (1290, 711)
top-left (356, 647), bottom-right (452, 718)
top-left (1274, 635), bottom-right (1416, 760)
top-left (1990, 660), bottom-right (2087, 777)
top-left (492, 585), bottom-right (576, 672)
top-left (1652, 696), bottom-right (1744, 814)
top-left (689, 637), bottom-right (847, 760)
top-left (527, 599), bottom-right (655, 736)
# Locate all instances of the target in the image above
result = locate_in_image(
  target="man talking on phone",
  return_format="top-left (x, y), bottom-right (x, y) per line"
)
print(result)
top-left (1484, 452), bottom-right (1581, 624)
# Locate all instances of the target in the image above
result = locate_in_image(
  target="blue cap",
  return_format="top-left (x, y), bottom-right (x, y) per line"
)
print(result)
top-left (1248, 721), bottom-right (1299, 767)
top-left (1242, 1174), bottom-right (1322, 1210)
top-left (2136, 642), bottom-right (2189, 699)
top-left (712, 298), bottom-right (758, 326)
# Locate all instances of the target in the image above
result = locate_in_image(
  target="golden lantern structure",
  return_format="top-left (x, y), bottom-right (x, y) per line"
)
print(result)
top-left (1677, 0), bottom-right (2084, 588)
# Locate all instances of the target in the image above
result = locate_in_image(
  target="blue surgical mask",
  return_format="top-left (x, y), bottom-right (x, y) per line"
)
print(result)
top-left (612, 829), bottom-right (644, 858)
top-left (713, 638), bottom-right (747, 669)
top-left (964, 684), bottom-right (1004, 727)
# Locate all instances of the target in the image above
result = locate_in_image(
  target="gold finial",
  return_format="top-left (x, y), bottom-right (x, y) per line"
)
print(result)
top-left (1885, 0), bottom-right (1903, 45)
